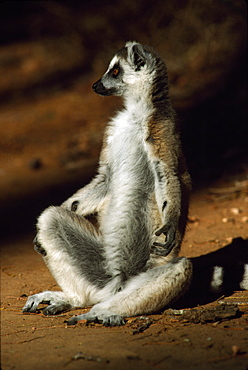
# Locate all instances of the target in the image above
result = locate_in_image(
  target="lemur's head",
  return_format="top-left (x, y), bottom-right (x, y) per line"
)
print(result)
top-left (92, 41), bottom-right (164, 98)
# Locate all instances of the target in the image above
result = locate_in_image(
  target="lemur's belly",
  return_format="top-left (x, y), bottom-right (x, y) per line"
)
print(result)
top-left (101, 129), bottom-right (160, 247)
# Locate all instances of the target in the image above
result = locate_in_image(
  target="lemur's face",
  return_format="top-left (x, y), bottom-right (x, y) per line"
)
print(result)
top-left (92, 57), bottom-right (125, 97)
top-left (92, 42), bottom-right (154, 97)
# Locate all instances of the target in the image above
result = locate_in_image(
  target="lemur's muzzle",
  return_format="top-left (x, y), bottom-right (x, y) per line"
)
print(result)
top-left (92, 79), bottom-right (116, 96)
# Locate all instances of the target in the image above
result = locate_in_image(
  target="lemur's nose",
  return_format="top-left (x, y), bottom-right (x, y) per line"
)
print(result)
top-left (92, 80), bottom-right (100, 92)
top-left (92, 79), bottom-right (111, 96)
top-left (92, 82), bottom-right (97, 91)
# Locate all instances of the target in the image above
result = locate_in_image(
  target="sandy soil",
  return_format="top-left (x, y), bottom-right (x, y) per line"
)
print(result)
top-left (1, 180), bottom-right (248, 370)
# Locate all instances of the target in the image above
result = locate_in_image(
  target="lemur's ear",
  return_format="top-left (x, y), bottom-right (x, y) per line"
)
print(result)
top-left (127, 43), bottom-right (146, 71)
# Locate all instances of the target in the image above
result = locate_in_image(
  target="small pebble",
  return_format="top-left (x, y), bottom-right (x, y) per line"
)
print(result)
top-left (230, 208), bottom-right (241, 215)
top-left (241, 216), bottom-right (248, 223)
top-left (222, 217), bottom-right (234, 223)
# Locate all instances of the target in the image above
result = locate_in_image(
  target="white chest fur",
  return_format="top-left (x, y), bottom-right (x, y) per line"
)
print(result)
top-left (106, 108), bottom-right (152, 185)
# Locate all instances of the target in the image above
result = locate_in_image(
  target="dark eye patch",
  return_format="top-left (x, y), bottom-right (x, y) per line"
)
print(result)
top-left (111, 64), bottom-right (121, 78)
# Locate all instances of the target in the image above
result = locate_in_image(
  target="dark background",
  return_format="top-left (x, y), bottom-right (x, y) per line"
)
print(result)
top-left (0, 0), bottom-right (247, 235)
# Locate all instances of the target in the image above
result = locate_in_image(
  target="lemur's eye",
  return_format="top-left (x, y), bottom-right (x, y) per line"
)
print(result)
top-left (112, 68), bottom-right (119, 77)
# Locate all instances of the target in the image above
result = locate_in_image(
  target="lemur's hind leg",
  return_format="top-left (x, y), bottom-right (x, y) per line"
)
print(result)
top-left (67, 257), bottom-right (192, 326)
top-left (23, 206), bottom-right (111, 315)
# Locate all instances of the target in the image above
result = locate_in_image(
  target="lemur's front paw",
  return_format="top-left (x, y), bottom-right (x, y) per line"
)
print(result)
top-left (33, 236), bottom-right (47, 256)
top-left (152, 224), bottom-right (176, 257)
top-left (151, 241), bottom-right (176, 257)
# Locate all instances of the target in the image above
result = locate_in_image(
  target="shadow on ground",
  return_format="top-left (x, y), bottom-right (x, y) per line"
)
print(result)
top-left (175, 237), bottom-right (248, 308)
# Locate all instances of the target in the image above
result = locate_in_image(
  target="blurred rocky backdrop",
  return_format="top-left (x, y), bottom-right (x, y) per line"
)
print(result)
top-left (0, 0), bottom-right (247, 232)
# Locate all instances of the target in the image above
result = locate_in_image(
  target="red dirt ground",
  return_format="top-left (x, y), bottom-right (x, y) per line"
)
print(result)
top-left (1, 179), bottom-right (248, 370)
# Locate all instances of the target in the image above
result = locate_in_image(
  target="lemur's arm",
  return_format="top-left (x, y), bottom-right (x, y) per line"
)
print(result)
top-left (62, 142), bottom-right (110, 216)
top-left (148, 121), bottom-right (185, 257)
top-left (62, 166), bottom-right (109, 216)
top-left (152, 159), bottom-right (182, 256)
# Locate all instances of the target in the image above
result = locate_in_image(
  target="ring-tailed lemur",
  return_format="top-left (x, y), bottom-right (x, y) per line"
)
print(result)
top-left (22, 41), bottom-right (192, 326)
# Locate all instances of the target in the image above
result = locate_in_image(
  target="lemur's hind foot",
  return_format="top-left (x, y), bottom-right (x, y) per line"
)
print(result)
top-left (67, 311), bottom-right (125, 327)
top-left (22, 291), bottom-right (72, 315)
